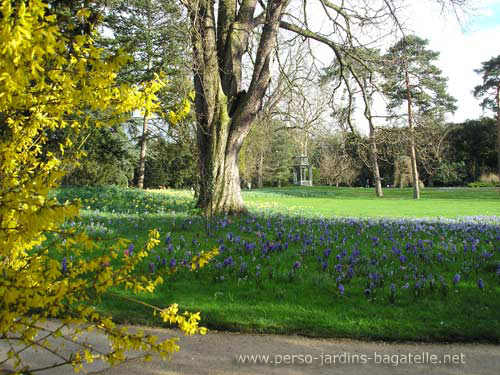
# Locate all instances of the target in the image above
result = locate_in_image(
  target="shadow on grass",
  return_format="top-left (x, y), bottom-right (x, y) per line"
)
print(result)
top-left (55, 186), bottom-right (500, 343)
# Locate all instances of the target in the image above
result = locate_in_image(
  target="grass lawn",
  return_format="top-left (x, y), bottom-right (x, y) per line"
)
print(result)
top-left (53, 186), bottom-right (500, 342)
top-left (243, 186), bottom-right (500, 218)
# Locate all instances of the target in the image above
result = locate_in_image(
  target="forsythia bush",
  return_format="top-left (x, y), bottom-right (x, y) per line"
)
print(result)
top-left (0, 1), bottom-right (207, 373)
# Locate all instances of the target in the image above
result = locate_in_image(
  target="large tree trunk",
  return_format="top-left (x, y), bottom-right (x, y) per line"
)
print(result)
top-left (188, 0), bottom-right (286, 214)
top-left (405, 61), bottom-right (420, 199)
top-left (196, 99), bottom-right (252, 213)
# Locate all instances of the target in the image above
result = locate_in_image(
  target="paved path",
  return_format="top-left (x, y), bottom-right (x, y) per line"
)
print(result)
top-left (1, 323), bottom-right (499, 374)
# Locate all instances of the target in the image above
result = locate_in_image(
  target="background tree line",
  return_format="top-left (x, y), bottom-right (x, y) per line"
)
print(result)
top-left (53, 0), bottom-right (499, 194)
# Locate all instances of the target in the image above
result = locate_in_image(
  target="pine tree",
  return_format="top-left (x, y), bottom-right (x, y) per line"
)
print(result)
top-left (383, 35), bottom-right (457, 199)
top-left (474, 55), bottom-right (500, 192)
top-left (102, 0), bottom-right (191, 188)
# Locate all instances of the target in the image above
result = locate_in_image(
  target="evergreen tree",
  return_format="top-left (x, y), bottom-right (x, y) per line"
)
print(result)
top-left (383, 35), bottom-right (457, 199)
top-left (474, 55), bottom-right (500, 189)
top-left (102, 0), bottom-right (191, 188)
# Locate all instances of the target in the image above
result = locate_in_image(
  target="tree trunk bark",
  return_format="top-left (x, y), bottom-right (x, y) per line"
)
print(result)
top-left (196, 104), bottom-right (251, 214)
top-left (188, 0), bottom-right (287, 214)
top-left (137, 113), bottom-right (149, 189)
top-left (405, 60), bottom-right (420, 199)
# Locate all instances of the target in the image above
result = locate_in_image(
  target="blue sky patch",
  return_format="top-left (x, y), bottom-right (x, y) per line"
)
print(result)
top-left (468, 1), bottom-right (500, 31)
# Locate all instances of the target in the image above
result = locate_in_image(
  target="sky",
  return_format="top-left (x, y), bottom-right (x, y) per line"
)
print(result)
top-left (402, 0), bottom-right (500, 123)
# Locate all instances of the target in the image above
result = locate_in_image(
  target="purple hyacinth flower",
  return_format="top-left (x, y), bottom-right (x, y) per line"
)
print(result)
top-left (149, 262), bottom-right (155, 273)
top-left (478, 279), bottom-right (484, 290)
top-left (452, 274), bottom-right (460, 285)
top-left (293, 261), bottom-right (301, 269)
top-left (223, 256), bottom-right (234, 267)
top-left (364, 288), bottom-right (371, 296)
top-left (169, 258), bottom-right (176, 268)
top-left (338, 284), bottom-right (345, 296)
top-left (347, 267), bottom-right (354, 279)
top-left (322, 261), bottom-right (328, 271)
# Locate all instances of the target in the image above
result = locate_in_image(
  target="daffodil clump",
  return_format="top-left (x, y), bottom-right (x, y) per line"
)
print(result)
top-left (0, 1), bottom-right (204, 373)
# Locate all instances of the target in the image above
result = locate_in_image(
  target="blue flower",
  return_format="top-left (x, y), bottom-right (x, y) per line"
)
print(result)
top-left (169, 259), bottom-right (176, 268)
top-left (223, 256), bottom-right (234, 267)
top-left (347, 267), bottom-right (354, 279)
top-left (452, 274), bottom-right (460, 285)
top-left (322, 261), bottom-right (328, 271)
top-left (149, 262), bottom-right (155, 273)
top-left (293, 261), bottom-right (301, 269)
top-left (338, 284), bottom-right (345, 296)
top-left (478, 279), bottom-right (484, 290)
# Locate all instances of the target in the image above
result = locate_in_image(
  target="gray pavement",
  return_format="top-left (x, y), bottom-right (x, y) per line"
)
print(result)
top-left (1, 322), bottom-right (499, 374)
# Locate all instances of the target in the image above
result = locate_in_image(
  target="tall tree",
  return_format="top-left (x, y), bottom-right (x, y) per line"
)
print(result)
top-left (181, 0), bottom-right (402, 213)
top-left (383, 35), bottom-right (457, 199)
top-left (181, 1), bottom-right (464, 213)
top-left (474, 55), bottom-right (500, 191)
top-left (324, 48), bottom-right (386, 196)
top-left (103, 0), bottom-right (190, 188)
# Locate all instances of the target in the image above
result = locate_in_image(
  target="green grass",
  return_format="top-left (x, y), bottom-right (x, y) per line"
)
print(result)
top-left (53, 185), bottom-right (500, 342)
top-left (243, 186), bottom-right (500, 218)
